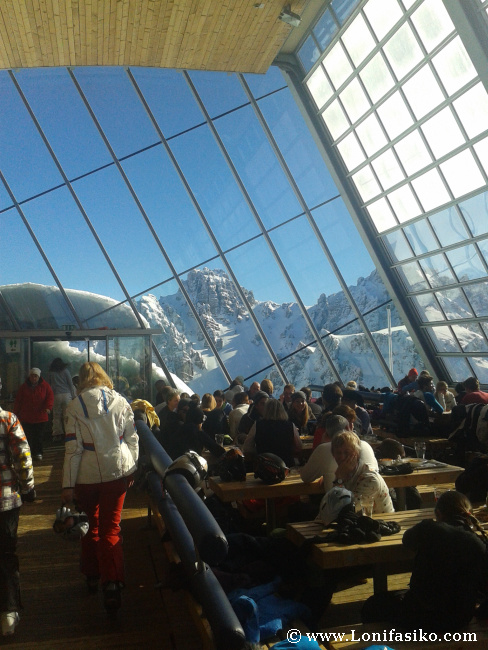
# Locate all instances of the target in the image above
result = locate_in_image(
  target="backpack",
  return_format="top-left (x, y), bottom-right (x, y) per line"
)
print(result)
top-left (396, 394), bottom-right (430, 437)
top-left (449, 403), bottom-right (486, 452)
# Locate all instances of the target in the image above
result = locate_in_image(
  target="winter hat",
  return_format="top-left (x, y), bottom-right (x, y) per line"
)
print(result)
top-left (346, 380), bottom-right (357, 390)
top-left (29, 368), bottom-right (41, 377)
top-left (318, 487), bottom-right (353, 526)
top-left (130, 399), bottom-right (160, 428)
top-left (291, 391), bottom-right (307, 403)
top-left (252, 391), bottom-right (269, 404)
top-left (408, 368), bottom-right (419, 377)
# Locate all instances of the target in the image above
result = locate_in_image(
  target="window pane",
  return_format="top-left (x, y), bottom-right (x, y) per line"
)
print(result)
top-left (440, 150), bottom-right (485, 198)
top-left (464, 281), bottom-right (488, 317)
top-left (372, 150), bottom-right (405, 190)
top-left (342, 312), bottom-right (391, 388)
top-left (410, 292), bottom-right (444, 322)
top-left (299, 35), bottom-right (322, 72)
top-left (367, 197), bottom-right (398, 232)
top-left (442, 356), bottom-right (472, 382)
top-left (452, 323), bottom-right (488, 352)
top-left (452, 82), bottom-right (488, 139)
top-left (411, 168), bottom-right (450, 212)
top-left (341, 13), bottom-right (375, 66)
top-left (478, 238), bottom-right (488, 265)
top-left (0, 284), bottom-right (78, 330)
top-left (73, 68), bottom-right (159, 160)
top-left (312, 198), bottom-right (378, 289)
top-left (427, 325), bottom-right (460, 352)
top-left (322, 99), bottom-right (350, 139)
top-left (397, 261), bottom-right (429, 291)
top-left (337, 132), bottom-right (366, 170)
top-left (314, 10), bottom-right (339, 50)
top-left (355, 113), bottom-right (388, 156)
top-left (421, 107), bottom-right (465, 159)
top-left (403, 219), bottom-right (439, 255)
top-left (429, 206), bottom-right (470, 246)
top-left (244, 67), bottom-right (286, 98)
top-left (419, 253), bottom-right (455, 288)
top-left (410, 0), bottom-right (454, 53)
top-left (130, 68), bottom-right (205, 138)
top-left (446, 244), bottom-right (487, 282)
top-left (383, 23), bottom-right (424, 81)
top-left (169, 123), bottom-right (260, 250)
top-left (73, 166), bottom-right (173, 296)
top-left (77, 297), bottom-right (140, 330)
top-left (388, 184), bottom-right (422, 223)
top-left (458, 191), bottom-right (488, 237)
top-left (21, 186), bottom-right (125, 304)
top-left (15, 68), bottom-right (113, 180)
top-left (0, 72), bottom-right (64, 202)
top-left (150, 277), bottom-right (228, 394)
top-left (216, 105), bottom-right (302, 229)
top-left (376, 91), bottom-right (414, 140)
top-left (359, 52), bottom-right (395, 104)
top-left (332, 0), bottom-right (358, 25)
top-left (474, 137), bottom-right (488, 177)
top-left (395, 131), bottom-right (432, 176)
top-left (306, 65), bottom-right (334, 110)
top-left (383, 229), bottom-right (413, 262)
top-left (352, 165), bottom-right (382, 202)
top-left (323, 42), bottom-right (354, 89)
top-left (363, 0), bottom-right (404, 41)
top-left (432, 37), bottom-right (478, 96)
top-left (121, 146), bottom-right (218, 274)
top-left (189, 71), bottom-right (249, 118)
top-left (468, 357), bottom-right (488, 383)
top-left (260, 88), bottom-right (340, 207)
top-left (435, 288), bottom-right (473, 319)
top-left (340, 78), bottom-right (371, 124)
top-left (402, 65), bottom-right (445, 120)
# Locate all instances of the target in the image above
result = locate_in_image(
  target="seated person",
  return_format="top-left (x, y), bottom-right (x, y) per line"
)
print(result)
top-left (162, 403), bottom-right (225, 460)
top-left (300, 386), bottom-right (322, 419)
top-left (375, 439), bottom-right (422, 510)
top-left (397, 368), bottom-right (419, 393)
top-left (434, 381), bottom-right (456, 412)
top-left (362, 490), bottom-right (488, 632)
top-left (331, 432), bottom-right (393, 514)
top-left (341, 389), bottom-right (373, 437)
top-left (228, 392), bottom-right (250, 440)
top-left (461, 377), bottom-right (488, 405)
top-left (287, 391), bottom-right (314, 435)
top-left (237, 390), bottom-right (269, 438)
top-left (300, 415), bottom-right (378, 493)
top-left (243, 399), bottom-right (302, 467)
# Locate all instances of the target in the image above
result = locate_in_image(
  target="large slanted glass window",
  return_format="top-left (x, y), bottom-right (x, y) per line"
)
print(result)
top-left (300, 0), bottom-right (488, 385)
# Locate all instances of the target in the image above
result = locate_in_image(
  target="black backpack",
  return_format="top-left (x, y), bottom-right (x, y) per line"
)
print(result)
top-left (396, 394), bottom-right (430, 437)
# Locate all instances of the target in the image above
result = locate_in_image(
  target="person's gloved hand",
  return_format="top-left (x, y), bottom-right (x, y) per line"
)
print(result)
top-left (21, 488), bottom-right (36, 503)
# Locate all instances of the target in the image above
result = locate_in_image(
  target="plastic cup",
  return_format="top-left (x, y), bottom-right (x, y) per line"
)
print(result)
top-left (360, 495), bottom-right (374, 518)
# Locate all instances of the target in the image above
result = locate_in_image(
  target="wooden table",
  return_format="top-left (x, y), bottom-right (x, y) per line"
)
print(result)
top-left (208, 472), bottom-right (323, 531)
top-left (287, 508), bottom-right (433, 593)
top-left (382, 461), bottom-right (463, 510)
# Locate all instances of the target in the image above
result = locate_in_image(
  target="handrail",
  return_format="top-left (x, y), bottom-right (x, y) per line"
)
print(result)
top-left (136, 420), bottom-right (246, 649)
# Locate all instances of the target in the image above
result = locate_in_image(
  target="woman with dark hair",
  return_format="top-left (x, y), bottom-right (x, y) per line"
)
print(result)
top-left (287, 391), bottom-right (313, 435)
top-left (48, 357), bottom-right (75, 443)
top-left (243, 399), bottom-right (302, 467)
top-left (362, 490), bottom-right (488, 632)
top-left (61, 362), bottom-right (138, 616)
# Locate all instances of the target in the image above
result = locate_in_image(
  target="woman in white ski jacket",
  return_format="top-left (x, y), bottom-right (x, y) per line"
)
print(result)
top-left (61, 362), bottom-right (138, 615)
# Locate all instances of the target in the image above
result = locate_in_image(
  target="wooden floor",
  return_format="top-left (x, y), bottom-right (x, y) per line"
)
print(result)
top-left (7, 445), bottom-right (204, 649)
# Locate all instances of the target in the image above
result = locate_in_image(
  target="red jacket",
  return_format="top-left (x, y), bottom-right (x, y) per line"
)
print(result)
top-left (13, 378), bottom-right (54, 424)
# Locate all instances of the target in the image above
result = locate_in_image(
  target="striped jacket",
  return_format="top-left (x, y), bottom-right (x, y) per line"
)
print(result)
top-left (0, 407), bottom-right (35, 512)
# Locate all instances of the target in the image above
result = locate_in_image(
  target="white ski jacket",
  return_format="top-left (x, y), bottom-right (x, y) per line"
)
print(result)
top-left (62, 386), bottom-right (138, 488)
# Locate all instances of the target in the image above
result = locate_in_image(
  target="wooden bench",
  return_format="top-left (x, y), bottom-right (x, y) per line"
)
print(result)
top-left (322, 619), bottom-right (488, 649)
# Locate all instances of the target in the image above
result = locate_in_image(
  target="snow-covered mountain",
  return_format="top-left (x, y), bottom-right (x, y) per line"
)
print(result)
top-left (137, 267), bottom-right (423, 394)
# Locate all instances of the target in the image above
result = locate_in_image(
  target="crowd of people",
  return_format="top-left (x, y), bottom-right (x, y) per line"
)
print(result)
top-left (1, 362), bottom-right (488, 640)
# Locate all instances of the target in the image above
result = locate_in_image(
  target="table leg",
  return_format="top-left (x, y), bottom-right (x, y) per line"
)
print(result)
top-left (396, 487), bottom-right (407, 511)
top-left (265, 498), bottom-right (277, 534)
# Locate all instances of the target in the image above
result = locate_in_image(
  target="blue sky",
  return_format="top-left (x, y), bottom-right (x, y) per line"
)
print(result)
top-left (1, 65), bottom-right (376, 307)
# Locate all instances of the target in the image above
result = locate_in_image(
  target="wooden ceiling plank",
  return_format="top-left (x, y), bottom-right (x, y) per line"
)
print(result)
top-left (16, 0), bottom-right (38, 67)
top-left (133, 0), bottom-right (147, 67)
top-left (44, 0), bottom-right (57, 67)
top-left (140, 0), bottom-right (154, 67)
top-left (115, 0), bottom-right (125, 67)
top-left (6, 0), bottom-right (26, 68)
top-left (108, 0), bottom-right (117, 67)
top-left (51, 0), bottom-right (65, 65)
top-left (0, 3), bottom-right (16, 68)
top-left (155, 0), bottom-right (174, 68)
top-left (161, 1), bottom-right (183, 68)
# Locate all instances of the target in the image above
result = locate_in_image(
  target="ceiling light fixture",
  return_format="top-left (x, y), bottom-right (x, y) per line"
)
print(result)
top-left (279, 5), bottom-right (302, 28)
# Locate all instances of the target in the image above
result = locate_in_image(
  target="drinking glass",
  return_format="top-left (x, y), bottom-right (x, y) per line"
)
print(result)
top-left (414, 441), bottom-right (426, 460)
top-left (360, 495), bottom-right (374, 517)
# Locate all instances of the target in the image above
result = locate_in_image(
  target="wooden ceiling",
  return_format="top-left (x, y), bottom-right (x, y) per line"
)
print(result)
top-left (0, 0), bottom-right (311, 74)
